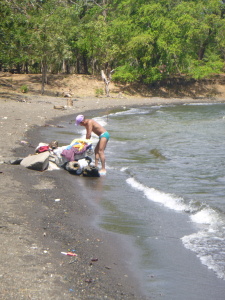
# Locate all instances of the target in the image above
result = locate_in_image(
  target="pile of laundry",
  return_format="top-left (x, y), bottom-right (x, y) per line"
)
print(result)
top-left (10, 139), bottom-right (100, 177)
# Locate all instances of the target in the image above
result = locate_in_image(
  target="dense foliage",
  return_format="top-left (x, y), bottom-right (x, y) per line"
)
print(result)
top-left (1, 0), bottom-right (225, 84)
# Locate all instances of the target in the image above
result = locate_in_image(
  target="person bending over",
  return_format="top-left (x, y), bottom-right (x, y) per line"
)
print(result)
top-left (75, 115), bottom-right (110, 175)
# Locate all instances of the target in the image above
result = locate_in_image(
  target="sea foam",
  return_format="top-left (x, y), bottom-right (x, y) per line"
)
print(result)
top-left (126, 176), bottom-right (225, 280)
top-left (126, 177), bottom-right (188, 212)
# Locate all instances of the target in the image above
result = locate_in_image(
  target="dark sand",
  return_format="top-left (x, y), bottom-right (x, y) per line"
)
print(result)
top-left (1, 92), bottom-right (225, 299)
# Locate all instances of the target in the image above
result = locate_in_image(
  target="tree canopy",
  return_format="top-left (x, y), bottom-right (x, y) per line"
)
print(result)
top-left (1, 0), bottom-right (225, 84)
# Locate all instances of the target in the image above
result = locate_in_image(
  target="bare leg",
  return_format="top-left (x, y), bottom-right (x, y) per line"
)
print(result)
top-left (94, 142), bottom-right (100, 167)
top-left (95, 137), bottom-right (108, 172)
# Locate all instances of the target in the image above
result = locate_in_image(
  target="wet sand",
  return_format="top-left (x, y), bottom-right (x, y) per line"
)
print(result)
top-left (1, 92), bottom-right (225, 299)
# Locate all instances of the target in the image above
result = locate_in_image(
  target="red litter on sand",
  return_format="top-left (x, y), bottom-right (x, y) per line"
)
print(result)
top-left (61, 252), bottom-right (77, 257)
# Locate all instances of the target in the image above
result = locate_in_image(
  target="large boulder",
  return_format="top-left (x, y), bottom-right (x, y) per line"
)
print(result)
top-left (20, 152), bottom-right (50, 171)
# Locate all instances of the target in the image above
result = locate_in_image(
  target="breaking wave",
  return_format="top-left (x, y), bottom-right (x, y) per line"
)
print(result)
top-left (126, 177), bottom-right (225, 280)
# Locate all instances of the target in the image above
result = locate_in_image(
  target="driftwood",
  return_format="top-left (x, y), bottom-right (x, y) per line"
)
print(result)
top-left (101, 69), bottom-right (114, 97)
top-left (67, 99), bottom-right (73, 106)
top-left (62, 89), bottom-right (74, 98)
top-left (54, 105), bottom-right (66, 110)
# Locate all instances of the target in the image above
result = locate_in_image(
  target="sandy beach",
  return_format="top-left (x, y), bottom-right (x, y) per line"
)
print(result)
top-left (1, 82), bottom-right (225, 300)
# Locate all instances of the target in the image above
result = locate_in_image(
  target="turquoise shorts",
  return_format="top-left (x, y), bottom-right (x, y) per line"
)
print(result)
top-left (99, 131), bottom-right (110, 141)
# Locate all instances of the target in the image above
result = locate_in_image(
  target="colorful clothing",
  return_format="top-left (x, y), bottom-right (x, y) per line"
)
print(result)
top-left (99, 131), bottom-right (110, 141)
top-left (61, 138), bottom-right (93, 161)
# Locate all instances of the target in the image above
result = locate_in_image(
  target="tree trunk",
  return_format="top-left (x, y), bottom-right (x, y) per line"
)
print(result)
top-left (198, 46), bottom-right (206, 61)
top-left (76, 59), bottom-right (80, 74)
top-left (101, 69), bottom-right (114, 97)
top-left (16, 64), bottom-right (21, 74)
top-left (41, 59), bottom-right (48, 95)
top-left (24, 62), bottom-right (29, 74)
top-left (66, 62), bottom-right (70, 74)
top-left (62, 59), bottom-right (66, 73)
top-left (82, 53), bottom-right (89, 74)
top-left (102, 0), bottom-right (107, 19)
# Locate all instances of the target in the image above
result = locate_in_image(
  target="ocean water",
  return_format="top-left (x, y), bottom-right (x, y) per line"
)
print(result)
top-left (41, 102), bottom-right (225, 299)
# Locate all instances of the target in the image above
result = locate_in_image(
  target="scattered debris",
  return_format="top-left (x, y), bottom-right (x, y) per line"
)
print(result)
top-left (19, 139), bottom-right (32, 147)
top-left (0, 225), bottom-right (8, 229)
top-left (17, 98), bottom-right (27, 103)
top-left (62, 90), bottom-right (73, 98)
top-left (90, 258), bottom-right (98, 265)
top-left (53, 105), bottom-right (66, 110)
top-left (91, 258), bottom-right (98, 262)
top-left (61, 252), bottom-right (77, 257)
top-left (67, 99), bottom-right (73, 106)
top-left (20, 140), bottom-right (29, 144)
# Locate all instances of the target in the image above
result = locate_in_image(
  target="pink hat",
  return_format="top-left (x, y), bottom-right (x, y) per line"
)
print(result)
top-left (75, 114), bottom-right (84, 126)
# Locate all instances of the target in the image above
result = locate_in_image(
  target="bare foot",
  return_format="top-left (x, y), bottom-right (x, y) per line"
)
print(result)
top-left (99, 169), bottom-right (107, 176)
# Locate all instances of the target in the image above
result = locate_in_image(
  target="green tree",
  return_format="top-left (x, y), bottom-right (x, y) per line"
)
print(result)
top-left (1, 0), bottom-right (225, 86)
top-left (111, 0), bottom-right (225, 83)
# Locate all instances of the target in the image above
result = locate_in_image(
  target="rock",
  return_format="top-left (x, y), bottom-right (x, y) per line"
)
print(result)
top-left (20, 152), bottom-right (50, 171)
top-left (9, 158), bottom-right (23, 165)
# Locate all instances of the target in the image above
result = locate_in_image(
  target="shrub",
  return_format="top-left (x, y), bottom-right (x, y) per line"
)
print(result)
top-left (20, 85), bottom-right (29, 93)
top-left (95, 88), bottom-right (104, 97)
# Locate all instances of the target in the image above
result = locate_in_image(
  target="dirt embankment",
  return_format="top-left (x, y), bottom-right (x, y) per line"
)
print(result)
top-left (1, 73), bottom-right (225, 99)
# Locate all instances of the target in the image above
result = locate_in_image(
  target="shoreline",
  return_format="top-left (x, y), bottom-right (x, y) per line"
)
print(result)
top-left (1, 93), bottom-right (225, 299)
